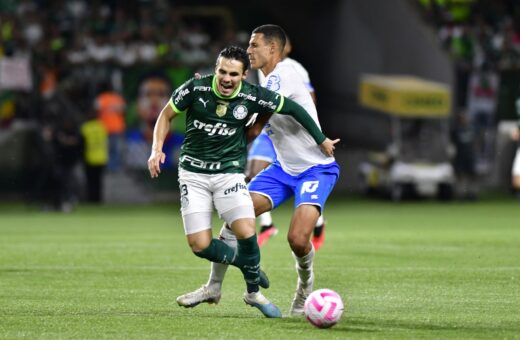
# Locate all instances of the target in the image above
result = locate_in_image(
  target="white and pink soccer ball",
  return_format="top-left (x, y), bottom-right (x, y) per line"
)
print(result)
top-left (304, 288), bottom-right (344, 328)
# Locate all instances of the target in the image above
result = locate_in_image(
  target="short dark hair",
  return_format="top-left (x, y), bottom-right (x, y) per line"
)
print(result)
top-left (217, 46), bottom-right (250, 72)
top-left (252, 24), bottom-right (287, 51)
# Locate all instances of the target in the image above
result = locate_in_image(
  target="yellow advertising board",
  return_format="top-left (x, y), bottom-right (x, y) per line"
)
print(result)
top-left (359, 74), bottom-right (451, 117)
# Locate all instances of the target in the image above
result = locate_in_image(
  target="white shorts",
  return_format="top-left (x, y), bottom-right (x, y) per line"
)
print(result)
top-left (513, 148), bottom-right (520, 176)
top-left (178, 168), bottom-right (255, 235)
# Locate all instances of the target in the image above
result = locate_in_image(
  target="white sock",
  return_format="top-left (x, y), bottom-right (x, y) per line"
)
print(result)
top-left (315, 215), bottom-right (324, 228)
top-left (258, 212), bottom-right (272, 227)
top-left (207, 223), bottom-right (236, 290)
top-left (292, 244), bottom-right (315, 287)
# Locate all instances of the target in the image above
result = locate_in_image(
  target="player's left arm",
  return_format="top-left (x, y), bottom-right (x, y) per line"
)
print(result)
top-left (276, 97), bottom-right (339, 157)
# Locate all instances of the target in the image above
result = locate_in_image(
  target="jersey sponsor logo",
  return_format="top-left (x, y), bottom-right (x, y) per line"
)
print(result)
top-left (237, 93), bottom-right (257, 101)
top-left (198, 98), bottom-right (209, 108)
top-left (258, 99), bottom-right (277, 111)
top-left (216, 100), bottom-right (229, 117)
top-left (194, 85), bottom-right (211, 92)
top-left (193, 119), bottom-right (237, 136)
top-left (180, 155), bottom-right (221, 170)
top-left (174, 88), bottom-right (190, 105)
top-left (266, 74), bottom-right (281, 91)
top-left (301, 180), bottom-right (319, 195)
top-left (233, 105), bottom-right (248, 120)
top-left (224, 182), bottom-right (248, 195)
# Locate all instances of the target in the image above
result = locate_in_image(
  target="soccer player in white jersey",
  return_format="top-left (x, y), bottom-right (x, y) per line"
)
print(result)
top-left (249, 35), bottom-right (326, 249)
top-left (177, 25), bottom-right (340, 316)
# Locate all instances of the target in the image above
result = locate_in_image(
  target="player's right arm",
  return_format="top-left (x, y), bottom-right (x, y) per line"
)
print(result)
top-left (148, 102), bottom-right (178, 178)
top-left (148, 80), bottom-right (193, 178)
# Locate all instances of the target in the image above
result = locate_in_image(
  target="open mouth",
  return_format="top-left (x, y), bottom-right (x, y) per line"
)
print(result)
top-left (221, 82), bottom-right (233, 89)
top-left (219, 82), bottom-right (234, 93)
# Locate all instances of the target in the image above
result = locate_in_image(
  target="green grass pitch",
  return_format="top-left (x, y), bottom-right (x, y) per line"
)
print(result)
top-left (1, 197), bottom-right (519, 339)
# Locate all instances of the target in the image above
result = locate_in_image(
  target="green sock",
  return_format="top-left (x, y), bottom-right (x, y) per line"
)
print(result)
top-left (193, 239), bottom-right (236, 264)
top-left (233, 235), bottom-right (261, 293)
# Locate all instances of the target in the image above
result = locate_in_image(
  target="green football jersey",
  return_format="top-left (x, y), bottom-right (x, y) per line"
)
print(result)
top-left (169, 74), bottom-right (284, 174)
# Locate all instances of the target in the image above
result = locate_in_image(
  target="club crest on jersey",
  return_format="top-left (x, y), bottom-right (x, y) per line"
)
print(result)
top-left (216, 100), bottom-right (228, 117)
top-left (233, 105), bottom-right (248, 120)
top-left (266, 74), bottom-right (281, 91)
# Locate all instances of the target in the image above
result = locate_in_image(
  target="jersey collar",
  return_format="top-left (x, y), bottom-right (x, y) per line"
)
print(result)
top-left (212, 75), bottom-right (242, 100)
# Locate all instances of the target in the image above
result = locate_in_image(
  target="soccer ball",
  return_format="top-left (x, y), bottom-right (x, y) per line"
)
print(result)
top-left (304, 288), bottom-right (344, 328)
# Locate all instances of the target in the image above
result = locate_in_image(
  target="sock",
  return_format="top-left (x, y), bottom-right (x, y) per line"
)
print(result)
top-left (193, 238), bottom-right (236, 264)
top-left (258, 212), bottom-right (272, 228)
top-left (207, 224), bottom-right (236, 290)
top-left (313, 216), bottom-right (324, 237)
top-left (292, 244), bottom-right (315, 287)
top-left (232, 235), bottom-right (261, 293)
top-left (315, 215), bottom-right (324, 227)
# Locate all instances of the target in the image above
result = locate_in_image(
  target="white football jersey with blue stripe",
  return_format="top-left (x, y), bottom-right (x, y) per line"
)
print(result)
top-left (261, 59), bottom-right (335, 175)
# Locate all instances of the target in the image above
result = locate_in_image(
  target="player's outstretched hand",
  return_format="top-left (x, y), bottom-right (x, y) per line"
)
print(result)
top-left (319, 138), bottom-right (340, 157)
top-left (148, 149), bottom-right (166, 178)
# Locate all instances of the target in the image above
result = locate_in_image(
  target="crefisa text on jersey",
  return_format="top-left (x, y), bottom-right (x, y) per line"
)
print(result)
top-left (224, 182), bottom-right (248, 195)
top-left (193, 120), bottom-right (237, 136)
top-left (237, 93), bottom-right (257, 101)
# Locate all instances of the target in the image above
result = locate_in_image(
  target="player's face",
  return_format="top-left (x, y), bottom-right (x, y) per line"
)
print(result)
top-left (247, 33), bottom-right (271, 70)
top-left (214, 57), bottom-right (247, 96)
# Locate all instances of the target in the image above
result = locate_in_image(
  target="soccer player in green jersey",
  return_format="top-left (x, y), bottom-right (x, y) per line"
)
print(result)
top-left (148, 46), bottom-right (337, 318)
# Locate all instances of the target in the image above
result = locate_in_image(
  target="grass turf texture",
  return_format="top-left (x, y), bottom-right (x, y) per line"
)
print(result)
top-left (1, 197), bottom-right (519, 339)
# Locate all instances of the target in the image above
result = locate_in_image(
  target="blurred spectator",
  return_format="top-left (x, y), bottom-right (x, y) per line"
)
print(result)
top-left (81, 109), bottom-right (108, 203)
top-left (125, 72), bottom-right (183, 170)
top-left (53, 114), bottom-right (82, 211)
top-left (35, 109), bottom-right (82, 212)
top-left (451, 110), bottom-right (478, 200)
top-left (466, 60), bottom-right (499, 173)
top-left (496, 34), bottom-right (520, 70)
top-left (95, 81), bottom-right (126, 171)
top-left (449, 23), bottom-right (475, 110)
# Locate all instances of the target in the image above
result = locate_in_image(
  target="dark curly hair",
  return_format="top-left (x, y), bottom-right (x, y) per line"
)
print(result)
top-left (217, 46), bottom-right (250, 72)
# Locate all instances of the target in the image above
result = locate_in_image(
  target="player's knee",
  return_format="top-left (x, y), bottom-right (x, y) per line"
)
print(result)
top-left (287, 231), bottom-right (309, 254)
top-left (188, 237), bottom-right (211, 253)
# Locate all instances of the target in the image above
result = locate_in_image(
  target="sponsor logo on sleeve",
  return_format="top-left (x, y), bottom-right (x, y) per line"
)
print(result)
top-left (174, 88), bottom-right (190, 105)
top-left (258, 100), bottom-right (277, 111)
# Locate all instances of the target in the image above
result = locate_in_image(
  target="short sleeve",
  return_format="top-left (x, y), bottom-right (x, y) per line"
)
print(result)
top-left (169, 79), bottom-right (195, 114)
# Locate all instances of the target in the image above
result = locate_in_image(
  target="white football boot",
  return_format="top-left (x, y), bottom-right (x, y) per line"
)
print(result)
top-left (289, 272), bottom-right (314, 316)
top-left (176, 285), bottom-right (221, 308)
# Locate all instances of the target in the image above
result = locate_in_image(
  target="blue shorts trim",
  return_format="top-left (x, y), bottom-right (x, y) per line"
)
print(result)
top-left (248, 162), bottom-right (340, 213)
top-left (248, 132), bottom-right (277, 163)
